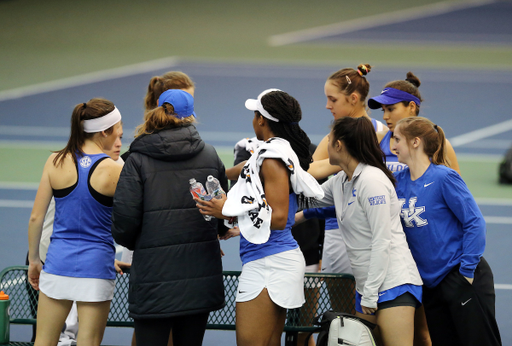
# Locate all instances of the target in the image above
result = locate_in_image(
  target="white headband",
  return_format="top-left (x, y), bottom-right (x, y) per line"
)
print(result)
top-left (245, 88), bottom-right (281, 122)
top-left (83, 106), bottom-right (122, 133)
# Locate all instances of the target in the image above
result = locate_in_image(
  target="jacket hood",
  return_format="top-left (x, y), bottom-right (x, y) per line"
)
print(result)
top-left (129, 125), bottom-right (205, 162)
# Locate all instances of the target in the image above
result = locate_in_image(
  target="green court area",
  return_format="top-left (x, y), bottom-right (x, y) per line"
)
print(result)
top-left (2, 146), bottom-right (511, 199)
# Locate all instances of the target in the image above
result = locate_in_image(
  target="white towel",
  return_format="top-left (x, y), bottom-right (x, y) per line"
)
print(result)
top-left (223, 137), bottom-right (324, 244)
top-left (233, 137), bottom-right (264, 159)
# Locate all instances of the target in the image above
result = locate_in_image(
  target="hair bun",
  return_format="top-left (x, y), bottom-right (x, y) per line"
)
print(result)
top-left (357, 64), bottom-right (372, 76)
top-left (405, 72), bottom-right (421, 88)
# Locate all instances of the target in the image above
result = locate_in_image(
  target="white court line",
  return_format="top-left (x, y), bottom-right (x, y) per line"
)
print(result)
top-left (484, 216), bottom-right (512, 225)
top-left (0, 182), bottom-right (39, 190)
top-left (495, 284), bottom-right (512, 290)
top-left (0, 200), bottom-right (33, 208)
top-left (458, 139), bottom-right (512, 149)
top-left (268, 0), bottom-right (494, 46)
top-left (475, 198), bottom-right (512, 206)
top-left (0, 126), bottom-right (69, 137)
top-left (456, 153), bottom-right (503, 162)
top-left (450, 119), bottom-right (512, 147)
top-left (0, 56), bottom-right (179, 102)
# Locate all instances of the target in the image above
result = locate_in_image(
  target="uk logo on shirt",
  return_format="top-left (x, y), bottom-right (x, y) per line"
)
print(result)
top-left (399, 197), bottom-right (428, 227)
top-left (368, 195), bottom-right (386, 206)
top-left (79, 156), bottom-right (92, 168)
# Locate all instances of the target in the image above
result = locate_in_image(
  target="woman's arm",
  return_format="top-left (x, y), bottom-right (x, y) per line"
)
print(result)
top-left (442, 170), bottom-right (485, 282)
top-left (27, 155), bottom-right (55, 290)
top-left (226, 160), bottom-right (246, 181)
top-left (308, 159), bottom-right (341, 180)
top-left (359, 178), bottom-right (393, 312)
top-left (445, 139), bottom-right (461, 174)
top-left (260, 158), bottom-right (290, 230)
top-left (308, 135), bottom-right (342, 180)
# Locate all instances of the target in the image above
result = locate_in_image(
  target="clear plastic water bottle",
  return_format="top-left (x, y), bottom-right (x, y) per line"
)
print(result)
top-left (189, 178), bottom-right (212, 221)
top-left (205, 175), bottom-right (225, 199)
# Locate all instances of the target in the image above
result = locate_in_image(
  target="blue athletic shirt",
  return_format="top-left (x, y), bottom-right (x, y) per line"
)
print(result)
top-left (381, 131), bottom-right (408, 173)
top-left (394, 164), bottom-right (486, 288)
top-left (44, 153), bottom-right (116, 280)
top-left (239, 193), bottom-right (299, 265)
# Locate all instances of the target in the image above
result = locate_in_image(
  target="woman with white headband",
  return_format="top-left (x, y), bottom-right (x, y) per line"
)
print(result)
top-left (196, 89), bottom-right (323, 346)
top-left (27, 98), bottom-right (123, 346)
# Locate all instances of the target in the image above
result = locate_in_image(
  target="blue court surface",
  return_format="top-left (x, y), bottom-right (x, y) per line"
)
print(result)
top-left (1, 59), bottom-right (511, 345)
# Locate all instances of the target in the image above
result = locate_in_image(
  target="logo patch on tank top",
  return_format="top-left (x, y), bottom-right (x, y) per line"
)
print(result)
top-left (79, 156), bottom-right (92, 168)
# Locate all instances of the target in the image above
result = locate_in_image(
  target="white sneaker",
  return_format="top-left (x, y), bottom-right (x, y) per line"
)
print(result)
top-left (58, 336), bottom-right (77, 346)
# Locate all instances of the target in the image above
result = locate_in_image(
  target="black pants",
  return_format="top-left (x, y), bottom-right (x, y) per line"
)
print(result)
top-left (423, 257), bottom-right (502, 346)
top-left (134, 312), bottom-right (210, 346)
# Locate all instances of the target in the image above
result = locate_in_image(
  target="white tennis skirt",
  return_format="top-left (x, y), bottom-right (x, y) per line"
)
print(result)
top-left (236, 248), bottom-right (305, 309)
top-left (39, 270), bottom-right (115, 302)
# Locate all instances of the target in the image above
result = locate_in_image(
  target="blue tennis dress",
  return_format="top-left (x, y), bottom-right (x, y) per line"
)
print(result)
top-left (40, 153), bottom-right (116, 302)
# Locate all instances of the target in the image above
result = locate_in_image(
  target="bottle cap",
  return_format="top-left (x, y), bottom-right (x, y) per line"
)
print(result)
top-left (0, 291), bottom-right (8, 300)
top-left (207, 175), bottom-right (214, 181)
top-left (189, 178), bottom-right (196, 184)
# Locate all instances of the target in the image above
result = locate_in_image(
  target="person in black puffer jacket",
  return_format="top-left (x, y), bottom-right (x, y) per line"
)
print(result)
top-left (111, 89), bottom-right (227, 346)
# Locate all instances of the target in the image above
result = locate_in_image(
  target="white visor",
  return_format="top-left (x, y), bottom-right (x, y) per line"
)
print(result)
top-left (83, 106), bottom-right (122, 133)
top-left (245, 88), bottom-right (281, 122)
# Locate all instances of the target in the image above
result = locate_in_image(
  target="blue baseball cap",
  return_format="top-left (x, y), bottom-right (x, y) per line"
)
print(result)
top-left (368, 87), bottom-right (421, 109)
top-left (158, 89), bottom-right (196, 119)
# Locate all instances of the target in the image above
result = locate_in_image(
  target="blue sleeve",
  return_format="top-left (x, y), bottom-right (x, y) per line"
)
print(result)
top-left (303, 206), bottom-right (336, 220)
top-left (442, 170), bottom-right (486, 278)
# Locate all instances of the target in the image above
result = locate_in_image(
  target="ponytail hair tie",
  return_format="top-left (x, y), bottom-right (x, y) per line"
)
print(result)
top-left (434, 124), bottom-right (439, 132)
top-left (357, 65), bottom-right (368, 77)
top-left (82, 103), bottom-right (87, 109)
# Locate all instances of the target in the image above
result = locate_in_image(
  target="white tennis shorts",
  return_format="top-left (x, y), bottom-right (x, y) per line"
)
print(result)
top-left (40, 270), bottom-right (115, 302)
top-left (236, 248), bottom-right (306, 309)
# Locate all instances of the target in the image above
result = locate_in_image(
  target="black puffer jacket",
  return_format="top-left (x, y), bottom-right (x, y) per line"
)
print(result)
top-left (112, 125), bottom-right (227, 319)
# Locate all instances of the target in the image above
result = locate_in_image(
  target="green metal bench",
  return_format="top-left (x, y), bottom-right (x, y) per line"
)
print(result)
top-left (0, 266), bottom-right (355, 345)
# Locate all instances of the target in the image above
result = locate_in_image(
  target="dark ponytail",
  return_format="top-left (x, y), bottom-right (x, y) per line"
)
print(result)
top-left (53, 98), bottom-right (115, 167)
top-left (331, 117), bottom-right (396, 186)
top-left (260, 91), bottom-right (312, 171)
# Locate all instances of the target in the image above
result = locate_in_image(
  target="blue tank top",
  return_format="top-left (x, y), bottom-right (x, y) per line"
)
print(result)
top-left (44, 153), bottom-right (116, 280)
top-left (239, 193), bottom-right (299, 265)
top-left (380, 131), bottom-right (408, 173)
top-left (371, 118), bottom-right (383, 131)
